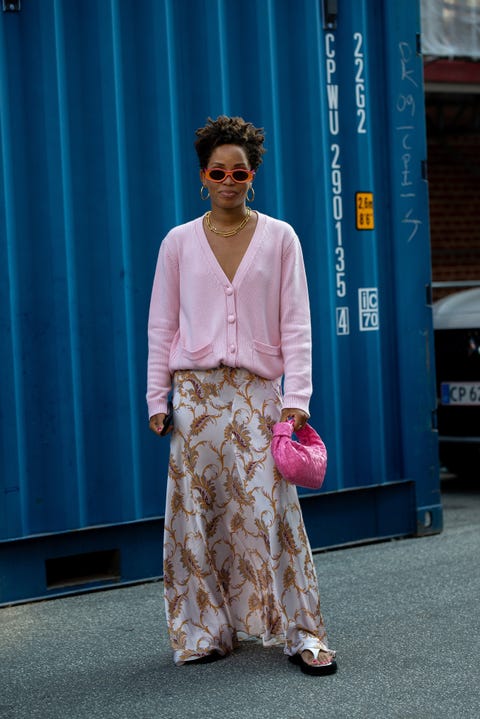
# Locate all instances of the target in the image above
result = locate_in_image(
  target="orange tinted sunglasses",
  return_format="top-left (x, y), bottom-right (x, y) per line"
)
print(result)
top-left (203, 167), bottom-right (255, 183)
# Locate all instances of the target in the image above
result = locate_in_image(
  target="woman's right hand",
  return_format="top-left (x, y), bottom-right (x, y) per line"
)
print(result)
top-left (149, 413), bottom-right (169, 436)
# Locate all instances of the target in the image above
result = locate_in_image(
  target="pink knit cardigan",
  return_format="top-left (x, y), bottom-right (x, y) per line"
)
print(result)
top-left (147, 212), bottom-right (312, 417)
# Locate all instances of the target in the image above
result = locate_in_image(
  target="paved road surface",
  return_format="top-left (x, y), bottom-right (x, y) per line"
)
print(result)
top-left (1, 476), bottom-right (479, 719)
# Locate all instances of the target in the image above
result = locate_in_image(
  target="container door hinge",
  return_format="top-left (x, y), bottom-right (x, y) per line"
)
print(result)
top-left (3, 0), bottom-right (20, 11)
top-left (323, 0), bottom-right (338, 29)
top-left (425, 283), bottom-right (432, 306)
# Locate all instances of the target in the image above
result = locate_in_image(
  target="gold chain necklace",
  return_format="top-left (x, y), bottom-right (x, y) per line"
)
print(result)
top-left (205, 208), bottom-right (251, 237)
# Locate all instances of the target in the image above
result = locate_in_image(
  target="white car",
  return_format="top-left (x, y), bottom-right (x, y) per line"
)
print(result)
top-left (433, 287), bottom-right (480, 477)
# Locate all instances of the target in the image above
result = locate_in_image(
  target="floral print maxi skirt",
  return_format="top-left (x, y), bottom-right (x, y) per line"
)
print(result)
top-left (163, 366), bottom-right (333, 665)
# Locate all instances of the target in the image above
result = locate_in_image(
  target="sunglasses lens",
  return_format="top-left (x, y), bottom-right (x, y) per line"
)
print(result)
top-left (207, 169), bottom-right (226, 181)
top-left (205, 168), bottom-right (253, 183)
top-left (232, 170), bottom-right (250, 182)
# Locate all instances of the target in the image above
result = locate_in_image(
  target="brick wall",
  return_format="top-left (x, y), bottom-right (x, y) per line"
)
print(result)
top-left (426, 115), bottom-right (480, 302)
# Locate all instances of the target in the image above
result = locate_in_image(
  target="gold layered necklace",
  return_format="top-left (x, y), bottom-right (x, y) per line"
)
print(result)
top-left (205, 208), bottom-right (251, 238)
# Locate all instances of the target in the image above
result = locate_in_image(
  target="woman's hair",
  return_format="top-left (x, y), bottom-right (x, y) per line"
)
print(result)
top-left (194, 115), bottom-right (266, 170)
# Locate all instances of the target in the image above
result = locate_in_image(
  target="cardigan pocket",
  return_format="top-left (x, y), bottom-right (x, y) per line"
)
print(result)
top-left (253, 340), bottom-right (281, 356)
top-left (182, 342), bottom-right (214, 361)
top-left (252, 340), bottom-right (283, 379)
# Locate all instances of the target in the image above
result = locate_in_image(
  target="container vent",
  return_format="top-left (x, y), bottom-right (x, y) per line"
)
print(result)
top-left (45, 549), bottom-right (121, 589)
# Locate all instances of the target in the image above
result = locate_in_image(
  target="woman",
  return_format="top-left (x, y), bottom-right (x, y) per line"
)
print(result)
top-left (147, 116), bottom-right (336, 675)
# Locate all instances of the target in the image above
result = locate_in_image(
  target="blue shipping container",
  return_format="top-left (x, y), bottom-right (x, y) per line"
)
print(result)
top-left (0, 0), bottom-right (441, 604)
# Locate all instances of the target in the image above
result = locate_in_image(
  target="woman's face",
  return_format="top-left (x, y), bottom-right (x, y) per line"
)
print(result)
top-left (200, 144), bottom-right (252, 212)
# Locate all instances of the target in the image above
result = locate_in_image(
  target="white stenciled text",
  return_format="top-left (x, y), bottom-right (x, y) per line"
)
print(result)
top-left (353, 32), bottom-right (367, 134)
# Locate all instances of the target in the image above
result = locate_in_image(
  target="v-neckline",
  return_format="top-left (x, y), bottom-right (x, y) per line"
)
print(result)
top-left (197, 211), bottom-right (262, 286)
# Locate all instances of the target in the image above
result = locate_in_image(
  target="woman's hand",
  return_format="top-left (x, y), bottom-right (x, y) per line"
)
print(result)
top-left (280, 408), bottom-right (309, 432)
top-left (149, 412), bottom-right (171, 436)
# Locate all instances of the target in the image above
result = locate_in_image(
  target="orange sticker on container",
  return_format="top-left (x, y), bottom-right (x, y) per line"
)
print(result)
top-left (356, 192), bottom-right (374, 230)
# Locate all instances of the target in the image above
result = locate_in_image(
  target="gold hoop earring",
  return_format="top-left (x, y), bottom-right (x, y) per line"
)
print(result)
top-left (200, 185), bottom-right (210, 200)
top-left (246, 186), bottom-right (255, 203)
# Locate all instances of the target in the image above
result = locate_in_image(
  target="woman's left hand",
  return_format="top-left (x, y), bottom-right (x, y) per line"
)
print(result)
top-left (280, 408), bottom-right (309, 432)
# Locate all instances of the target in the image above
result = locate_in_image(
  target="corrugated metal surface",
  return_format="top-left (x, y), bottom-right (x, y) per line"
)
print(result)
top-left (0, 0), bottom-right (441, 604)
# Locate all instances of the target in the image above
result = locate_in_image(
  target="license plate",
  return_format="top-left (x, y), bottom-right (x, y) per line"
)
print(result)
top-left (441, 382), bottom-right (480, 406)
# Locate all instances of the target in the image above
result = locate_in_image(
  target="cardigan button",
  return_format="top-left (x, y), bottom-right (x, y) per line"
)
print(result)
top-left (225, 286), bottom-right (233, 295)
top-left (228, 314), bottom-right (235, 323)
top-left (229, 344), bottom-right (236, 353)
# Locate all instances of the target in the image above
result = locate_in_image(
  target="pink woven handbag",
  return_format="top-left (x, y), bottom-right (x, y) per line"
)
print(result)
top-left (271, 419), bottom-right (327, 490)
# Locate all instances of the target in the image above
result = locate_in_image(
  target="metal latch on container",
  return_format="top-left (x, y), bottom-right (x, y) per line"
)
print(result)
top-left (3, 0), bottom-right (21, 11)
top-left (322, 0), bottom-right (337, 29)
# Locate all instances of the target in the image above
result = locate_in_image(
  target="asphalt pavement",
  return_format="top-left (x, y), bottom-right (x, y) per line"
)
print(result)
top-left (1, 476), bottom-right (479, 719)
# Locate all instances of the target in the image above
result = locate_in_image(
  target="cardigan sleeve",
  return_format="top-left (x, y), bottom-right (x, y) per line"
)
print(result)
top-left (279, 233), bottom-right (313, 415)
top-left (146, 235), bottom-right (180, 418)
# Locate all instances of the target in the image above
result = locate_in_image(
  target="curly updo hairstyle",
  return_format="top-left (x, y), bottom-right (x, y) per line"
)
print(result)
top-left (194, 115), bottom-right (266, 171)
